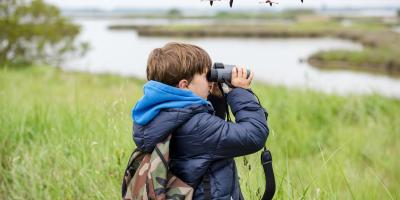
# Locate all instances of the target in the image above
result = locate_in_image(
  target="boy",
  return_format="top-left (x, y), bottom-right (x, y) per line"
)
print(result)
top-left (132, 42), bottom-right (269, 199)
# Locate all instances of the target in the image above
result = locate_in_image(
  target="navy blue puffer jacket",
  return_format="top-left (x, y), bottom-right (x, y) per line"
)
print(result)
top-left (132, 81), bottom-right (269, 200)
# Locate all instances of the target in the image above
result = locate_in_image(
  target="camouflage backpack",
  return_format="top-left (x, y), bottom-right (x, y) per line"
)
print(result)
top-left (121, 135), bottom-right (194, 200)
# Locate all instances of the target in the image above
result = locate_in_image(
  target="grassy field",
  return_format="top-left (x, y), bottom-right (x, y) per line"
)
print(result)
top-left (1, 66), bottom-right (399, 199)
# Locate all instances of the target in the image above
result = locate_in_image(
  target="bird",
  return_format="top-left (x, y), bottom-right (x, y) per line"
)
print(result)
top-left (202, 0), bottom-right (221, 6)
top-left (259, 0), bottom-right (278, 6)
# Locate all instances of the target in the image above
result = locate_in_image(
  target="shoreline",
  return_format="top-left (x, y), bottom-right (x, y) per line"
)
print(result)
top-left (308, 58), bottom-right (400, 78)
top-left (109, 24), bottom-right (400, 77)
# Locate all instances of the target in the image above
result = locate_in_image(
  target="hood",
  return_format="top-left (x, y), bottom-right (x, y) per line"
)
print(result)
top-left (132, 80), bottom-right (210, 126)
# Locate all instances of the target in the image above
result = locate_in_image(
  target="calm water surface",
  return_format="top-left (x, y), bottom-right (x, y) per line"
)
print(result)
top-left (64, 18), bottom-right (400, 98)
top-left (394, 26), bottom-right (400, 33)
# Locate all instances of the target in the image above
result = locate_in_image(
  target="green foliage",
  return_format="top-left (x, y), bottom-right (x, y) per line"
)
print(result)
top-left (0, 0), bottom-right (88, 67)
top-left (1, 67), bottom-right (399, 199)
top-left (167, 8), bottom-right (182, 18)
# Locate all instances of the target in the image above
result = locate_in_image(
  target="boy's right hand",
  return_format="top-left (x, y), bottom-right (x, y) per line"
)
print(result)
top-left (231, 66), bottom-right (254, 90)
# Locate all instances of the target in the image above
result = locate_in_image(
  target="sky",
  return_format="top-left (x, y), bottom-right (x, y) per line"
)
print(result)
top-left (45, 0), bottom-right (400, 10)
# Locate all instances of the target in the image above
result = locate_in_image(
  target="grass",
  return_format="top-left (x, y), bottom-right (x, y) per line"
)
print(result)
top-left (1, 66), bottom-right (400, 199)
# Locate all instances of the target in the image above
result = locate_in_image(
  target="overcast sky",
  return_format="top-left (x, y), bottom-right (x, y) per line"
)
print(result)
top-left (45, 0), bottom-right (400, 10)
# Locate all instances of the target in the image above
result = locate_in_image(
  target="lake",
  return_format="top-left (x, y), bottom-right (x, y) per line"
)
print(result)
top-left (64, 18), bottom-right (400, 98)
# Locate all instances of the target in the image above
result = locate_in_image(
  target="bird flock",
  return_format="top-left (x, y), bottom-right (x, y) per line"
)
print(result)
top-left (204, 0), bottom-right (304, 8)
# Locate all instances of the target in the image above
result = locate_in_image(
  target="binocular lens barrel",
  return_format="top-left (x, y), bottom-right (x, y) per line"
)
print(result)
top-left (207, 63), bottom-right (250, 83)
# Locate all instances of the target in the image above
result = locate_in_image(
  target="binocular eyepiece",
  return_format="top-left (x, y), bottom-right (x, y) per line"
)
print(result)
top-left (207, 62), bottom-right (251, 83)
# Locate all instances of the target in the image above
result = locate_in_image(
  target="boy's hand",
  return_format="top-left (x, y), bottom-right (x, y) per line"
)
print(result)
top-left (231, 66), bottom-right (254, 90)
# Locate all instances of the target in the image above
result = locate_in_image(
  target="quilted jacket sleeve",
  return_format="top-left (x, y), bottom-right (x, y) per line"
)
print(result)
top-left (197, 88), bottom-right (269, 160)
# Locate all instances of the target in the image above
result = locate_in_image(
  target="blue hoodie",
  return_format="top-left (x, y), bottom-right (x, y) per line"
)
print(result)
top-left (132, 80), bottom-right (210, 126)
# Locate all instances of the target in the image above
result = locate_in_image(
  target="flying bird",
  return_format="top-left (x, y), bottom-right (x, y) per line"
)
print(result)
top-left (259, 0), bottom-right (279, 6)
top-left (201, 0), bottom-right (221, 6)
top-left (204, 0), bottom-right (301, 7)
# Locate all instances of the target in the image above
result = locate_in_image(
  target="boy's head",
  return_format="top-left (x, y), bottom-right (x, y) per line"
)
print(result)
top-left (146, 42), bottom-right (212, 99)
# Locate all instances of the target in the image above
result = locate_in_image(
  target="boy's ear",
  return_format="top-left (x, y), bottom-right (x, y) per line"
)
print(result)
top-left (177, 79), bottom-right (189, 89)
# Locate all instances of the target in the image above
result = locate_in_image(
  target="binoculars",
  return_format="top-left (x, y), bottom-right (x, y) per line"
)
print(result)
top-left (207, 62), bottom-right (250, 83)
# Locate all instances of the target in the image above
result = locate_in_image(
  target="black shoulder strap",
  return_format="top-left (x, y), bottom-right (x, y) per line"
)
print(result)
top-left (217, 82), bottom-right (232, 122)
top-left (252, 91), bottom-right (276, 200)
top-left (261, 148), bottom-right (275, 200)
top-left (210, 86), bottom-right (276, 200)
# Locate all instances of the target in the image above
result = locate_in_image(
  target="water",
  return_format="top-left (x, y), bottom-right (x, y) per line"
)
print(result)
top-left (394, 26), bottom-right (400, 33)
top-left (65, 18), bottom-right (400, 98)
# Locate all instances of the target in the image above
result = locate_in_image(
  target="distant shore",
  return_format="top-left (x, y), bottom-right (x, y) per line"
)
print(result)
top-left (109, 20), bottom-right (400, 76)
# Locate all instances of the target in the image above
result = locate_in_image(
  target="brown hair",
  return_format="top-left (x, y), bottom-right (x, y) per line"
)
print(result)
top-left (146, 42), bottom-right (212, 86)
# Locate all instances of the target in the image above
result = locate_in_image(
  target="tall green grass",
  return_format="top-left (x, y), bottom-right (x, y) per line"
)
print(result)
top-left (1, 67), bottom-right (399, 199)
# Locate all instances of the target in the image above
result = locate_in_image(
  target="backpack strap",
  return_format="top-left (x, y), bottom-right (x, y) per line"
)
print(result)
top-left (121, 148), bottom-right (143, 199)
top-left (155, 146), bottom-right (168, 170)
